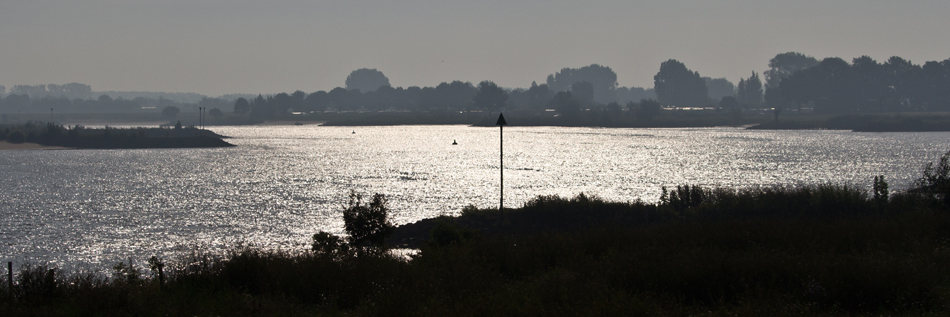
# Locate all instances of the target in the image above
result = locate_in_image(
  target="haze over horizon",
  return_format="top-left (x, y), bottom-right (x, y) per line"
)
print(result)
top-left (2, 0), bottom-right (948, 97)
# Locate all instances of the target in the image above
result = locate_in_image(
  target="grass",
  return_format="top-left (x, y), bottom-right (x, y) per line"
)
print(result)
top-left (3, 184), bottom-right (950, 315)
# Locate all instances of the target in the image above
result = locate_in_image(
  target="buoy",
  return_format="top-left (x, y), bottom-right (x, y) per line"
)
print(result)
top-left (452, 140), bottom-right (458, 145)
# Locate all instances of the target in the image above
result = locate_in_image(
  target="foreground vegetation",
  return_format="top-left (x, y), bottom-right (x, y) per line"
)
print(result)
top-left (3, 154), bottom-right (950, 315)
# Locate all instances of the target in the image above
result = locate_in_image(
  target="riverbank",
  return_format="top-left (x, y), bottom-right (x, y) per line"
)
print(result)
top-left (0, 141), bottom-right (71, 151)
top-left (748, 112), bottom-right (950, 132)
top-left (0, 123), bottom-right (234, 149)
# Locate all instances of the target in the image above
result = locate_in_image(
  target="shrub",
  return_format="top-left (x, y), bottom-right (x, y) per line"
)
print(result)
top-left (342, 191), bottom-right (395, 248)
top-left (312, 231), bottom-right (351, 258)
top-left (914, 149), bottom-right (950, 208)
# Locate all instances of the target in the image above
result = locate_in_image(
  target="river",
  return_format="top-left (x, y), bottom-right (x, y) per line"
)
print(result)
top-left (1, 125), bottom-right (947, 270)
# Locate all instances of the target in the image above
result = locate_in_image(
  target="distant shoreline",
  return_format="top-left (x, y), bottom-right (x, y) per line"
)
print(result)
top-left (0, 141), bottom-right (71, 151)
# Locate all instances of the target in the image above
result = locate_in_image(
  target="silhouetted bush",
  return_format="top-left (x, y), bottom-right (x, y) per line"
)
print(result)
top-left (913, 149), bottom-right (950, 208)
top-left (312, 231), bottom-right (351, 259)
top-left (342, 192), bottom-right (395, 249)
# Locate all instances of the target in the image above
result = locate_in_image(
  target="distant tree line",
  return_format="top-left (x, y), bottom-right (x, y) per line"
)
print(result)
top-left (0, 94), bottom-right (142, 114)
top-left (0, 85), bottom-right (234, 120)
top-left (650, 52), bottom-right (950, 116)
top-left (6, 52), bottom-right (948, 121)
top-left (226, 66), bottom-right (657, 121)
top-left (777, 55), bottom-right (950, 113)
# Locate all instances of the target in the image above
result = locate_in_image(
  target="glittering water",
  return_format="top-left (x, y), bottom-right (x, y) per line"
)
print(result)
top-left (1, 125), bottom-right (947, 269)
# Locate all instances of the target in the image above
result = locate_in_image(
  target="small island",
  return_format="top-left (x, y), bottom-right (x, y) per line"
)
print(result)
top-left (0, 121), bottom-right (234, 149)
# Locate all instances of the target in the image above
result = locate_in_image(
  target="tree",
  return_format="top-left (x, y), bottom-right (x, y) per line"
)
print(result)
top-left (764, 85), bottom-right (787, 110)
top-left (233, 97), bottom-right (250, 115)
top-left (161, 106), bottom-right (179, 121)
top-left (342, 192), bottom-right (395, 248)
top-left (472, 81), bottom-right (508, 113)
top-left (345, 68), bottom-right (390, 93)
top-left (550, 91), bottom-right (581, 119)
top-left (764, 52), bottom-right (819, 88)
top-left (704, 77), bottom-right (736, 101)
top-left (304, 91), bottom-right (328, 112)
top-left (570, 81), bottom-right (594, 105)
top-left (718, 96), bottom-right (740, 114)
top-left (914, 150), bottom-right (950, 208)
top-left (736, 72), bottom-right (763, 107)
top-left (209, 108), bottom-right (223, 121)
top-left (526, 82), bottom-right (554, 109)
top-left (654, 59), bottom-right (708, 107)
top-left (290, 90), bottom-right (306, 112)
top-left (546, 64), bottom-right (618, 104)
top-left (250, 94), bottom-right (274, 117)
top-left (615, 86), bottom-right (656, 104)
top-left (605, 102), bottom-right (623, 119)
top-left (634, 98), bottom-right (661, 120)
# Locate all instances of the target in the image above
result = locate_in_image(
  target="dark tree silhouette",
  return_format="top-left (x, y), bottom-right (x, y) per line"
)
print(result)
top-left (765, 52), bottom-right (819, 88)
top-left (290, 90), bottom-right (307, 111)
top-left (550, 91), bottom-right (580, 119)
top-left (233, 97), bottom-right (250, 115)
top-left (737, 72), bottom-right (763, 107)
top-left (250, 94), bottom-right (274, 117)
top-left (342, 192), bottom-right (395, 248)
top-left (571, 81), bottom-right (594, 105)
top-left (718, 96), bottom-right (740, 114)
top-left (526, 82), bottom-right (554, 109)
top-left (473, 81), bottom-right (508, 113)
top-left (546, 64), bottom-right (618, 104)
top-left (634, 98), bottom-right (661, 120)
top-left (704, 77), bottom-right (736, 101)
top-left (419, 81), bottom-right (476, 111)
top-left (209, 108), bottom-right (223, 121)
top-left (345, 68), bottom-right (390, 93)
top-left (303, 91), bottom-right (328, 112)
top-left (654, 60), bottom-right (708, 107)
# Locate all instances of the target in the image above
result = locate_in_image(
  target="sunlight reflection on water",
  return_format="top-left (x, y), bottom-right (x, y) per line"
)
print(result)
top-left (1, 125), bottom-right (947, 269)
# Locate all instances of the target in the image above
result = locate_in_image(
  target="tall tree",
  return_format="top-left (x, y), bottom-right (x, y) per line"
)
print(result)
top-left (546, 64), bottom-right (618, 104)
top-left (472, 81), bottom-right (508, 113)
top-left (704, 77), bottom-right (736, 101)
top-left (345, 68), bottom-right (390, 93)
top-left (764, 52), bottom-right (819, 88)
top-left (304, 91), bottom-right (328, 112)
top-left (737, 72), bottom-right (763, 107)
top-left (209, 108), bottom-right (223, 121)
top-left (570, 81), bottom-right (594, 105)
top-left (634, 98), bottom-right (662, 120)
top-left (550, 91), bottom-right (581, 119)
top-left (526, 82), bottom-right (554, 109)
top-left (653, 59), bottom-right (708, 107)
top-left (233, 97), bottom-right (250, 114)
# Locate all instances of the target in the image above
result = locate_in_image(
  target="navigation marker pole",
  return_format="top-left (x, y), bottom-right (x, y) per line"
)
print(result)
top-left (496, 113), bottom-right (507, 210)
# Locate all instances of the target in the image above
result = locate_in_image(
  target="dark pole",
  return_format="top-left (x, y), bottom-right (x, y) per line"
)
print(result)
top-left (7, 262), bottom-right (12, 292)
top-left (496, 113), bottom-right (507, 210)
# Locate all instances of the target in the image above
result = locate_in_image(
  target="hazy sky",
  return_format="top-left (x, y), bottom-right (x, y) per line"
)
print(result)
top-left (2, 0), bottom-right (949, 96)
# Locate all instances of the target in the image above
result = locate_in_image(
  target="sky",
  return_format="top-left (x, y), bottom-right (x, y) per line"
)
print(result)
top-left (2, 0), bottom-right (949, 97)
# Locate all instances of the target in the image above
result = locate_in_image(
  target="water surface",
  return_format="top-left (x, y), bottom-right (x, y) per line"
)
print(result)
top-left (1, 125), bottom-right (946, 269)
